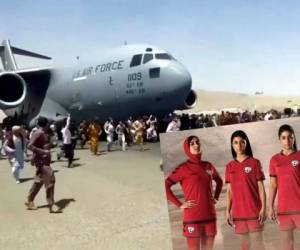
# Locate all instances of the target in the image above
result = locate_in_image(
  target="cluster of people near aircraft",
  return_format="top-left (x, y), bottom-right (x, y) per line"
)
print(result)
top-left (165, 125), bottom-right (300, 250)
top-left (0, 114), bottom-right (161, 213)
top-left (0, 114), bottom-right (160, 177)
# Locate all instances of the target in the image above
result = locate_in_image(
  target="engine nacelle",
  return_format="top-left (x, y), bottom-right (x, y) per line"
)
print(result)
top-left (181, 89), bottom-right (197, 109)
top-left (0, 72), bottom-right (27, 109)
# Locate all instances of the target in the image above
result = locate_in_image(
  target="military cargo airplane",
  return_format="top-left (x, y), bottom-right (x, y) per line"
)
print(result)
top-left (0, 40), bottom-right (196, 126)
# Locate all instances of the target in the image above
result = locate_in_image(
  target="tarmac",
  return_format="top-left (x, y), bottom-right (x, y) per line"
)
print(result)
top-left (0, 142), bottom-right (172, 250)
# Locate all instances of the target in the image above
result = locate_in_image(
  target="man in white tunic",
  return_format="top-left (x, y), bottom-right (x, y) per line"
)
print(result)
top-left (115, 121), bottom-right (127, 151)
top-left (3, 125), bottom-right (25, 183)
top-left (104, 120), bottom-right (115, 151)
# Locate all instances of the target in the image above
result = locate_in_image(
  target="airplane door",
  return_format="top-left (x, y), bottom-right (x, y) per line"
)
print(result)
top-left (70, 79), bottom-right (83, 111)
top-left (92, 73), bottom-right (121, 119)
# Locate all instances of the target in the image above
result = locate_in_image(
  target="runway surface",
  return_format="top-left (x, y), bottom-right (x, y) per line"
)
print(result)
top-left (0, 143), bottom-right (172, 250)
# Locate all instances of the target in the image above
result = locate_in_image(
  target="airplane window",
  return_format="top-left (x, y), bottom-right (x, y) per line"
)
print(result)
top-left (146, 48), bottom-right (152, 52)
top-left (143, 54), bottom-right (153, 64)
top-left (149, 67), bottom-right (160, 78)
top-left (130, 54), bottom-right (142, 67)
top-left (155, 53), bottom-right (172, 60)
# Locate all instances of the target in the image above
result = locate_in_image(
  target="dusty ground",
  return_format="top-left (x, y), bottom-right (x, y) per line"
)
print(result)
top-left (0, 142), bottom-right (172, 250)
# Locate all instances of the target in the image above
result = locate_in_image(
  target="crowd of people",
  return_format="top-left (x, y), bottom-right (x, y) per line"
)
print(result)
top-left (0, 114), bottom-right (162, 184)
top-left (0, 113), bottom-right (165, 212)
top-left (173, 107), bottom-right (300, 130)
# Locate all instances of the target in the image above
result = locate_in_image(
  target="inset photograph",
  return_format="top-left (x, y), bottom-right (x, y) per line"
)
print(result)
top-left (160, 117), bottom-right (300, 250)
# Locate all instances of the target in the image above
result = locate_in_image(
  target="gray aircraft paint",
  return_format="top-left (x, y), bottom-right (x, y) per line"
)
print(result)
top-left (0, 41), bottom-right (196, 126)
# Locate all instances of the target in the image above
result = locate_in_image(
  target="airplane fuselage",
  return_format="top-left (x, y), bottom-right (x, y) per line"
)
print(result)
top-left (44, 45), bottom-right (192, 122)
top-left (0, 43), bottom-right (195, 126)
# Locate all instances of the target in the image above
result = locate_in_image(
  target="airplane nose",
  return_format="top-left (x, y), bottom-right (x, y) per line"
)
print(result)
top-left (164, 62), bottom-right (192, 99)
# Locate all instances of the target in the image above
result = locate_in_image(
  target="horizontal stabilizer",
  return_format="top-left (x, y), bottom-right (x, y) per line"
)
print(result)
top-left (0, 40), bottom-right (51, 71)
top-left (11, 46), bottom-right (51, 60)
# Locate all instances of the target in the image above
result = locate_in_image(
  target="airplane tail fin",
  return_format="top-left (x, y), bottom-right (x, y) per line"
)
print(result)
top-left (0, 40), bottom-right (51, 71)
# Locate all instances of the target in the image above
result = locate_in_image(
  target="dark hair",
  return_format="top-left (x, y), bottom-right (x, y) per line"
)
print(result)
top-left (230, 130), bottom-right (253, 158)
top-left (278, 124), bottom-right (297, 150)
top-left (187, 135), bottom-right (200, 145)
top-left (37, 116), bottom-right (48, 128)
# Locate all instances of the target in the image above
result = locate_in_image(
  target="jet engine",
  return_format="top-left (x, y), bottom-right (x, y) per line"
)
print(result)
top-left (182, 89), bottom-right (197, 109)
top-left (0, 72), bottom-right (27, 109)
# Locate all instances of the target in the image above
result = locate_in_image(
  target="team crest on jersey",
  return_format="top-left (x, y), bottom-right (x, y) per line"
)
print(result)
top-left (206, 169), bottom-right (213, 176)
top-left (244, 166), bottom-right (252, 174)
top-left (187, 226), bottom-right (195, 234)
top-left (291, 160), bottom-right (299, 167)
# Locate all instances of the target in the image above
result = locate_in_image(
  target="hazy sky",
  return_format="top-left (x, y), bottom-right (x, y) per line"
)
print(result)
top-left (1, 0), bottom-right (300, 95)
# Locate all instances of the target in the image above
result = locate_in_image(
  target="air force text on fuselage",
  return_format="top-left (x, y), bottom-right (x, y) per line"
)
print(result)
top-left (72, 61), bottom-right (145, 96)
top-left (72, 60), bottom-right (124, 80)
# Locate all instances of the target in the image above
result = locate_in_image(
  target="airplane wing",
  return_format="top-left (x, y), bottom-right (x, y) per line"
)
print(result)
top-left (0, 39), bottom-right (54, 111)
top-left (2, 66), bottom-right (69, 127)
top-left (17, 67), bottom-right (70, 124)
top-left (0, 40), bottom-right (69, 126)
top-left (0, 40), bottom-right (51, 71)
top-left (14, 66), bottom-right (53, 75)
top-left (0, 66), bottom-right (54, 119)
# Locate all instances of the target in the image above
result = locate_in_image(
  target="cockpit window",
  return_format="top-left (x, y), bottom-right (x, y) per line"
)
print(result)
top-left (143, 54), bottom-right (153, 64)
top-left (155, 53), bottom-right (172, 60)
top-left (130, 54), bottom-right (142, 67)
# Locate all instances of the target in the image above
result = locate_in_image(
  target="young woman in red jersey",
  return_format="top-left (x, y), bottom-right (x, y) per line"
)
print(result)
top-left (269, 124), bottom-right (300, 250)
top-left (165, 135), bottom-right (223, 250)
top-left (225, 130), bottom-right (266, 250)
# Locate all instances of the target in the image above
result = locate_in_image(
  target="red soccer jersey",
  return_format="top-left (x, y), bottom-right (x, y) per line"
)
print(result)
top-left (166, 160), bottom-right (223, 223)
top-left (269, 151), bottom-right (300, 214)
top-left (225, 157), bottom-right (265, 220)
